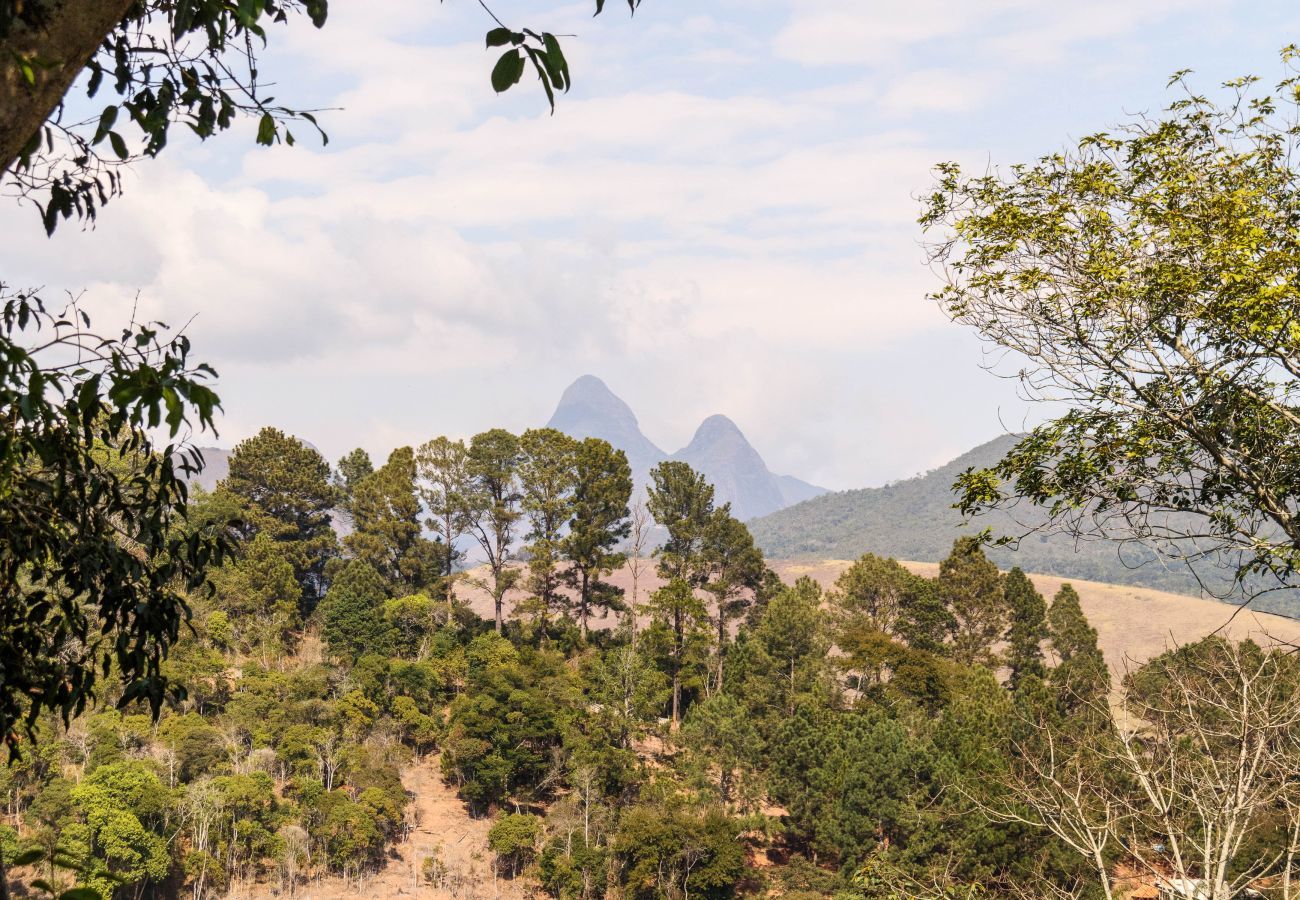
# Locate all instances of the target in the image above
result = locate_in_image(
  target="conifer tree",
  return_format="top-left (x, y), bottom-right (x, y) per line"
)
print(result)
top-left (564, 438), bottom-right (633, 636)
top-left (334, 447), bottom-right (374, 513)
top-left (1046, 584), bottom-right (1110, 714)
top-left (320, 560), bottom-right (392, 661)
top-left (345, 447), bottom-right (444, 593)
top-left (213, 532), bottom-right (302, 656)
top-left (467, 429), bottom-right (524, 632)
top-left (938, 537), bottom-right (1007, 666)
top-left (224, 427), bottom-right (338, 606)
top-left (647, 579), bottom-right (710, 727)
top-left (647, 461), bottom-right (714, 585)
top-left (518, 428), bottom-right (579, 626)
top-left (1004, 567), bottom-right (1047, 689)
top-left (700, 508), bottom-right (766, 690)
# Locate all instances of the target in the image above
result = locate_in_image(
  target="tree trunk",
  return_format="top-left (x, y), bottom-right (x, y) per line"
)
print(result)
top-left (1, 0), bottom-right (137, 175)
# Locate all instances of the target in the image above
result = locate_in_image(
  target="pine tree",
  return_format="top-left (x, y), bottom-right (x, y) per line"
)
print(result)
top-left (212, 532), bottom-right (301, 656)
top-left (1003, 567), bottom-right (1047, 689)
top-left (345, 447), bottom-right (444, 593)
top-left (1046, 584), bottom-right (1110, 715)
top-left (416, 436), bottom-right (474, 610)
top-left (320, 560), bottom-right (392, 661)
top-left (224, 427), bottom-right (338, 607)
top-left (700, 508), bottom-right (765, 690)
top-left (647, 461), bottom-right (714, 585)
top-left (518, 428), bottom-right (579, 626)
top-left (564, 438), bottom-right (633, 636)
top-left (334, 447), bottom-right (374, 512)
top-left (646, 579), bottom-right (710, 727)
top-left (937, 537), bottom-right (1006, 666)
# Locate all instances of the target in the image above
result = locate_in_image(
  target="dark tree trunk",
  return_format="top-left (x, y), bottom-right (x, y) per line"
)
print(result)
top-left (1, 0), bottom-right (136, 175)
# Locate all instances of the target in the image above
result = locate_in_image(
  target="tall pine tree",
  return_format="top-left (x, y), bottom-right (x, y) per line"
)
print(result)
top-left (1003, 567), bottom-right (1047, 689)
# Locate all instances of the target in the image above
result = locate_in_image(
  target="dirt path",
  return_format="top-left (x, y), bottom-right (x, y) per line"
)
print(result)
top-left (236, 755), bottom-right (531, 900)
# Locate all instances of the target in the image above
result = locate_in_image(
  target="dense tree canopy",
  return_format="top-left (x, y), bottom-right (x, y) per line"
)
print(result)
top-left (922, 58), bottom-right (1300, 604)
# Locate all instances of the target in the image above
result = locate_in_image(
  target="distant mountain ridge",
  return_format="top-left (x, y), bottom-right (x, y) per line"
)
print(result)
top-left (545, 375), bottom-right (827, 521)
top-left (748, 435), bottom-right (1300, 617)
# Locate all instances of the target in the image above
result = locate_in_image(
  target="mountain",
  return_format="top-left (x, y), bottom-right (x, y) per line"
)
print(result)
top-left (749, 434), bottom-right (1300, 618)
top-left (545, 376), bottom-right (827, 519)
top-left (671, 414), bottom-right (822, 520)
top-left (183, 446), bottom-right (231, 492)
top-left (545, 375), bottom-right (668, 483)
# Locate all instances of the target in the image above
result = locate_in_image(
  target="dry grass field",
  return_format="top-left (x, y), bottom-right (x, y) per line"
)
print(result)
top-left (457, 558), bottom-right (1300, 674)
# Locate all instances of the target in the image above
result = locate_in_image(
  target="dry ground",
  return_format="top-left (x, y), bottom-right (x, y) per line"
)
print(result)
top-left (457, 558), bottom-right (1300, 674)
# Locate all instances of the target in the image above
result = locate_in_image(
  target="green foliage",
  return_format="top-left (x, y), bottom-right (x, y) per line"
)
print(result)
top-left (488, 813), bottom-right (542, 876)
top-left (938, 538), bottom-right (1005, 666)
top-left (519, 428), bottom-right (579, 624)
top-left (612, 803), bottom-right (745, 900)
top-left (467, 429), bottom-right (524, 631)
top-left (320, 560), bottom-right (392, 661)
top-left (0, 288), bottom-right (224, 755)
top-left (224, 426), bottom-right (337, 607)
top-left (1002, 568), bottom-right (1046, 688)
top-left (345, 446), bottom-right (445, 593)
top-left (648, 460), bottom-right (715, 584)
top-left (564, 438), bottom-right (633, 634)
top-left (1046, 585), bottom-right (1110, 714)
top-left (923, 60), bottom-right (1300, 612)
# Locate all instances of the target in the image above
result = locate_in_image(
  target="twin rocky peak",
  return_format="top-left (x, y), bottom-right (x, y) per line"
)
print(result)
top-left (546, 375), bottom-right (825, 521)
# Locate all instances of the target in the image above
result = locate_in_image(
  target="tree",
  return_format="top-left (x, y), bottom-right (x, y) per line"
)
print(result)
top-left (700, 509), bottom-right (766, 691)
top-left (984, 638), bottom-right (1300, 900)
top-left (646, 579), bottom-right (710, 727)
top-left (212, 531), bottom-right (302, 657)
top-left (647, 461), bottom-right (714, 586)
top-left (564, 438), bottom-right (633, 636)
top-left (488, 813), bottom-right (542, 878)
top-left (333, 448), bottom-right (374, 513)
top-left (416, 435), bottom-right (473, 612)
top-left (319, 560), bottom-right (391, 661)
top-left (1003, 568), bottom-right (1047, 689)
top-left (518, 428), bottom-right (578, 626)
top-left (466, 429), bottom-right (523, 632)
top-left (0, 288), bottom-right (222, 760)
top-left (224, 426), bottom-right (337, 606)
top-left (937, 538), bottom-right (1005, 666)
top-left (1, 0), bottom-right (643, 233)
top-left (922, 57), bottom-right (1300, 604)
top-left (345, 446), bottom-right (444, 593)
top-left (752, 577), bottom-right (828, 716)
top-left (681, 693), bottom-right (761, 809)
top-left (1046, 585), bottom-right (1109, 715)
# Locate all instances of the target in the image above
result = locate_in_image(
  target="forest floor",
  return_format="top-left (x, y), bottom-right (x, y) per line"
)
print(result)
top-left (235, 754), bottom-right (532, 900)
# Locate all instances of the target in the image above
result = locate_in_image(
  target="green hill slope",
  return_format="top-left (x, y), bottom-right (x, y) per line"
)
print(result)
top-left (750, 435), bottom-right (1300, 617)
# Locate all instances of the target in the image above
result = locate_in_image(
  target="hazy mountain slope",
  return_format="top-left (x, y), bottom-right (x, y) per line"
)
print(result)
top-left (186, 447), bottom-right (231, 492)
top-left (671, 414), bottom-right (789, 521)
top-left (750, 435), bottom-right (1300, 617)
top-left (545, 376), bottom-right (827, 519)
top-left (545, 375), bottom-right (668, 483)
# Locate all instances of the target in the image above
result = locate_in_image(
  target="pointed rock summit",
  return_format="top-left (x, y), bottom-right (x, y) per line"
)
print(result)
top-left (672, 415), bottom-right (787, 521)
top-left (545, 377), bottom-right (826, 520)
top-left (545, 375), bottom-right (667, 481)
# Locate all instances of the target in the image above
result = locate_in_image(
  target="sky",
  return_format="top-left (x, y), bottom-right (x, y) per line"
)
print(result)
top-left (5, 1), bottom-right (1300, 490)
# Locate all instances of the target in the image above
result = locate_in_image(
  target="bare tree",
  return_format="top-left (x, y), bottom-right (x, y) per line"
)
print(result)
top-left (627, 500), bottom-right (653, 634)
top-left (982, 638), bottom-right (1300, 900)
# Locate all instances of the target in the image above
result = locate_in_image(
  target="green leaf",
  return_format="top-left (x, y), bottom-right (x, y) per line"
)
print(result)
top-left (525, 49), bottom-right (556, 112)
top-left (542, 34), bottom-right (569, 91)
top-left (256, 112), bottom-right (276, 146)
top-left (486, 27), bottom-right (513, 48)
top-left (490, 50), bottom-right (526, 94)
top-left (108, 131), bottom-right (128, 160)
top-left (60, 889), bottom-right (103, 900)
top-left (595, 0), bottom-right (605, 13)
top-left (92, 105), bottom-right (118, 145)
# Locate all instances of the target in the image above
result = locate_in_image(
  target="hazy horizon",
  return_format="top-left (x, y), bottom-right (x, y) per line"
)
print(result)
top-left (6, 0), bottom-right (1299, 490)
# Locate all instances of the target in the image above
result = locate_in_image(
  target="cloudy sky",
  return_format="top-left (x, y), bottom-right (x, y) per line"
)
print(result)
top-left (6, 1), bottom-right (1300, 489)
